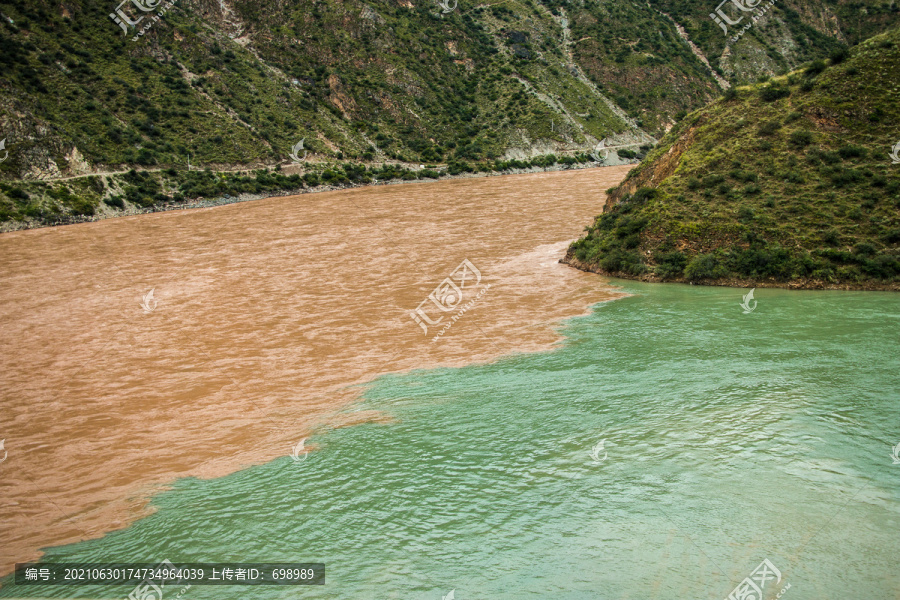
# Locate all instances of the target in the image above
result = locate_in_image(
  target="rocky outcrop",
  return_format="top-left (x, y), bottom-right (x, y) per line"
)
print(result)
top-left (603, 117), bottom-right (703, 211)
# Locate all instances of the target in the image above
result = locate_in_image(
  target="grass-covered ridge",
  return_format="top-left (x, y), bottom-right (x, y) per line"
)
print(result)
top-left (566, 27), bottom-right (900, 290)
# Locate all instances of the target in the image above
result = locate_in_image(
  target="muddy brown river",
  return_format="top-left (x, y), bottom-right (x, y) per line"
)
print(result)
top-left (0, 166), bottom-right (630, 575)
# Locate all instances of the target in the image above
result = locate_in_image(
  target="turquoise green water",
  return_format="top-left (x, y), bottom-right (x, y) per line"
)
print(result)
top-left (5, 281), bottom-right (900, 599)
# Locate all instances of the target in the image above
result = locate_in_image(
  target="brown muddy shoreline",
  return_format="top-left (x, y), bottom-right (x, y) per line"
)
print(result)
top-left (561, 252), bottom-right (900, 292)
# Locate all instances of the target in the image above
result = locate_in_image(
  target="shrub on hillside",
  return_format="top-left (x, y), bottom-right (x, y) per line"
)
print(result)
top-left (103, 196), bottom-right (125, 209)
top-left (829, 167), bottom-right (864, 187)
top-left (860, 254), bottom-right (900, 278)
top-left (838, 145), bottom-right (866, 159)
top-left (829, 48), bottom-right (850, 64)
top-left (759, 85), bottom-right (790, 102)
top-left (8, 188), bottom-right (29, 200)
top-left (447, 161), bottom-right (472, 175)
top-left (853, 242), bottom-right (877, 257)
top-left (630, 187), bottom-right (659, 205)
top-left (702, 174), bottom-right (725, 188)
top-left (622, 233), bottom-right (640, 249)
top-left (758, 120), bottom-right (781, 136)
top-left (654, 251), bottom-right (687, 280)
top-left (684, 253), bottom-right (725, 280)
top-left (600, 249), bottom-right (645, 275)
top-left (805, 59), bottom-right (827, 76)
top-left (69, 198), bottom-right (96, 216)
top-left (788, 131), bottom-right (813, 148)
top-left (614, 216), bottom-right (648, 238)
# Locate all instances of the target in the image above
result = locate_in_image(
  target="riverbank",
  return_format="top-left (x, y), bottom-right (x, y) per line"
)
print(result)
top-left (561, 252), bottom-right (900, 291)
top-left (0, 159), bottom-right (638, 234)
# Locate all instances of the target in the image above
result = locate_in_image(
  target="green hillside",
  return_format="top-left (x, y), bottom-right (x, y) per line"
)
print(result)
top-left (0, 0), bottom-right (709, 177)
top-left (1, 0), bottom-right (899, 229)
top-left (652, 0), bottom-right (900, 83)
top-left (566, 26), bottom-right (900, 289)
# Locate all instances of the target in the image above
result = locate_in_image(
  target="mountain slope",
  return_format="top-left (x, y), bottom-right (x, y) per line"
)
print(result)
top-left (651, 0), bottom-right (900, 84)
top-left (564, 26), bottom-right (900, 289)
top-left (0, 0), bottom-right (687, 182)
top-left (4, 0), bottom-right (897, 183)
top-left (1, 0), bottom-right (898, 229)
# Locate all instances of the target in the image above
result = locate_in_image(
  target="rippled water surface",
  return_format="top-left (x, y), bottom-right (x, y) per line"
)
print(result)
top-left (4, 281), bottom-right (899, 599)
top-left (0, 167), bottom-right (628, 571)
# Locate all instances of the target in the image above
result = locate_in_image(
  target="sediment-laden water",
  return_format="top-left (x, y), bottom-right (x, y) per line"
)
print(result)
top-left (0, 167), bottom-right (629, 575)
top-left (3, 280), bottom-right (899, 599)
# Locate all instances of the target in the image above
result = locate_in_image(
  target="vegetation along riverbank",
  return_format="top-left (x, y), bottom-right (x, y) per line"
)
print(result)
top-left (564, 27), bottom-right (900, 291)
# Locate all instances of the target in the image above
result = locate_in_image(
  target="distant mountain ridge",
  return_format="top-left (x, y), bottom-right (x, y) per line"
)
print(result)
top-left (1, 0), bottom-right (897, 178)
top-left (0, 0), bottom-right (898, 226)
